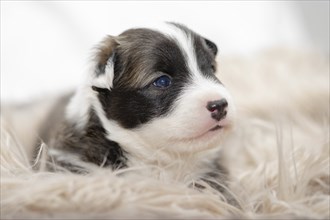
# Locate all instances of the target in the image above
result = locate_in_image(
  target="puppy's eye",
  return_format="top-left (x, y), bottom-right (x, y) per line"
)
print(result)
top-left (153, 75), bottom-right (172, 88)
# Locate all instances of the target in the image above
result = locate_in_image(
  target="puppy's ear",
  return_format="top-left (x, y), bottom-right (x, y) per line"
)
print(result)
top-left (204, 38), bottom-right (218, 56)
top-left (91, 35), bottom-right (119, 90)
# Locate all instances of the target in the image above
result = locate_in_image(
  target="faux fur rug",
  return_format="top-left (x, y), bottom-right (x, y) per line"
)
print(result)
top-left (1, 49), bottom-right (329, 219)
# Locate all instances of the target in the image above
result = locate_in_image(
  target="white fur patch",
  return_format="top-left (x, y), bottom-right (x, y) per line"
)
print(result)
top-left (91, 57), bottom-right (115, 90)
top-left (66, 55), bottom-right (115, 130)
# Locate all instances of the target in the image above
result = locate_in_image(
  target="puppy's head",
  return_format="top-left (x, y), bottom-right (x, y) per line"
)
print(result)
top-left (73, 22), bottom-right (235, 154)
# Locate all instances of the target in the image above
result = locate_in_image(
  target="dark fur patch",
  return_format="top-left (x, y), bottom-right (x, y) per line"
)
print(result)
top-left (95, 28), bottom-right (191, 129)
top-left (201, 161), bottom-right (240, 207)
top-left (39, 95), bottom-right (127, 172)
top-left (114, 28), bottom-right (189, 88)
top-left (82, 108), bottom-right (127, 169)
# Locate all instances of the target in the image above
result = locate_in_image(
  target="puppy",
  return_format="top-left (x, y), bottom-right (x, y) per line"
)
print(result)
top-left (37, 22), bottom-right (235, 197)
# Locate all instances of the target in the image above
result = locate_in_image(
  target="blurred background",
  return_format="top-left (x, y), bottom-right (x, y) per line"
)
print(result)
top-left (1, 1), bottom-right (329, 102)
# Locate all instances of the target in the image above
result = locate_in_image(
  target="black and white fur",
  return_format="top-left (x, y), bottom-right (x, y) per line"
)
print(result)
top-left (38, 22), bottom-right (235, 195)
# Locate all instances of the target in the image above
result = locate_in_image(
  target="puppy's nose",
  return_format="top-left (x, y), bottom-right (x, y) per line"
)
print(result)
top-left (206, 99), bottom-right (228, 121)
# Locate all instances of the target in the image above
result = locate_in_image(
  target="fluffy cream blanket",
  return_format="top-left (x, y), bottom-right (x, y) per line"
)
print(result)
top-left (1, 49), bottom-right (329, 219)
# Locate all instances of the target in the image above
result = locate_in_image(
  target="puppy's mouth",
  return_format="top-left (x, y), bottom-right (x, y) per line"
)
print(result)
top-left (174, 124), bottom-right (227, 142)
top-left (209, 125), bottom-right (223, 132)
top-left (194, 124), bottom-right (224, 139)
top-left (186, 124), bottom-right (224, 141)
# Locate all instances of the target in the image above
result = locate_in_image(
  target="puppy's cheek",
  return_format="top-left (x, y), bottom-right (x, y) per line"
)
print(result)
top-left (167, 83), bottom-right (233, 139)
top-left (166, 103), bottom-right (215, 138)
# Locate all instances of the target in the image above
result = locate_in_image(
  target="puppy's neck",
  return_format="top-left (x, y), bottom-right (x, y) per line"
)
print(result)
top-left (92, 116), bottom-right (221, 182)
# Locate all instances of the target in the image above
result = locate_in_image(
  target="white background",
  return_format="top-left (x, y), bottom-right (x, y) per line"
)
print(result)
top-left (1, 1), bottom-right (329, 102)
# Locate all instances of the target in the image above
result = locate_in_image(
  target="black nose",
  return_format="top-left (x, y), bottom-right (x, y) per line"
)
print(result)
top-left (206, 99), bottom-right (228, 121)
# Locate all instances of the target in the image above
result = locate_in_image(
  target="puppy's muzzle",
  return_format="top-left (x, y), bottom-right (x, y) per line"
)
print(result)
top-left (206, 99), bottom-right (228, 121)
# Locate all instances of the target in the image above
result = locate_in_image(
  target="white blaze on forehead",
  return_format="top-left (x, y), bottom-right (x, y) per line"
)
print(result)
top-left (150, 23), bottom-right (202, 79)
top-left (150, 23), bottom-right (233, 111)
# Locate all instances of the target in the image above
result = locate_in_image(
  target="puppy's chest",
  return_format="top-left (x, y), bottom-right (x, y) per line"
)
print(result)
top-left (124, 150), bottom-right (221, 184)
